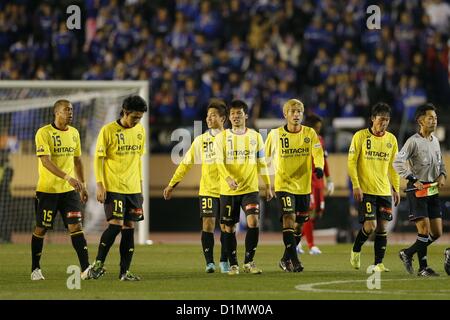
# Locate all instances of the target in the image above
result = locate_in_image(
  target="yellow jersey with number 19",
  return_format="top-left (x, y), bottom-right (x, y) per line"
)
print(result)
top-left (95, 120), bottom-right (145, 194)
top-left (35, 123), bottom-right (81, 193)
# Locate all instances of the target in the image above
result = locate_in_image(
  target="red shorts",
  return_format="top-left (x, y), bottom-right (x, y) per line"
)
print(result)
top-left (310, 187), bottom-right (325, 214)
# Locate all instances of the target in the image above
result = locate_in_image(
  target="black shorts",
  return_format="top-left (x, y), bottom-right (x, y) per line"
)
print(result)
top-left (406, 183), bottom-right (441, 220)
top-left (275, 192), bottom-right (310, 223)
top-left (104, 192), bottom-right (144, 222)
top-left (35, 191), bottom-right (82, 229)
top-left (220, 192), bottom-right (260, 226)
top-left (358, 194), bottom-right (393, 223)
top-left (199, 196), bottom-right (220, 219)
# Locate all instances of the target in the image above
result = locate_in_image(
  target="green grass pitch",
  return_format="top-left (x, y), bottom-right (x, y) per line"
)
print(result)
top-left (1, 243), bottom-right (449, 300)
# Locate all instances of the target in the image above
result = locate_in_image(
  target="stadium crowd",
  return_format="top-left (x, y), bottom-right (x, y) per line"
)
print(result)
top-left (0, 0), bottom-right (449, 151)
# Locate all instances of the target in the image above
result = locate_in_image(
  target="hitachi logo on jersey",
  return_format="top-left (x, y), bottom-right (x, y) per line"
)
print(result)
top-left (281, 147), bottom-right (309, 154)
top-left (365, 150), bottom-right (389, 157)
top-left (227, 150), bottom-right (255, 156)
top-left (53, 147), bottom-right (75, 153)
top-left (117, 145), bottom-right (142, 151)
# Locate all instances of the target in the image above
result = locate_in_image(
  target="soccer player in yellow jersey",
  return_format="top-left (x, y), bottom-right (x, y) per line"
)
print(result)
top-left (214, 99), bottom-right (273, 275)
top-left (163, 100), bottom-right (230, 273)
top-left (90, 96), bottom-right (147, 281)
top-left (265, 99), bottom-right (324, 272)
top-left (31, 99), bottom-right (91, 281)
top-left (348, 102), bottom-right (400, 272)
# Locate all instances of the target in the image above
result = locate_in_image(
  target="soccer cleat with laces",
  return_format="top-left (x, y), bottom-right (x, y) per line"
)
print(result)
top-left (399, 250), bottom-right (414, 274)
top-left (219, 261), bottom-right (230, 273)
top-left (279, 259), bottom-right (293, 272)
top-left (373, 263), bottom-right (390, 272)
top-left (205, 263), bottom-right (216, 273)
top-left (417, 267), bottom-right (439, 277)
top-left (228, 265), bottom-right (239, 275)
top-left (292, 260), bottom-right (304, 272)
top-left (31, 268), bottom-right (45, 281)
top-left (243, 261), bottom-right (262, 274)
top-left (309, 246), bottom-right (322, 255)
top-left (444, 248), bottom-right (450, 276)
top-left (81, 265), bottom-right (95, 280)
top-left (350, 250), bottom-right (360, 269)
top-left (119, 270), bottom-right (141, 281)
top-left (90, 260), bottom-right (106, 279)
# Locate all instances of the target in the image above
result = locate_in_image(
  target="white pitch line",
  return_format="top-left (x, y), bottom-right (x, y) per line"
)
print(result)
top-left (295, 278), bottom-right (450, 295)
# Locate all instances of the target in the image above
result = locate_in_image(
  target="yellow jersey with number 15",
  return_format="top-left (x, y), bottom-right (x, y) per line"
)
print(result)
top-left (95, 120), bottom-right (146, 194)
top-left (35, 123), bottom-right (81, 193)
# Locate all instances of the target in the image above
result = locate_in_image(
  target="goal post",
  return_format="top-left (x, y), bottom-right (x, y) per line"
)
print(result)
top-left (0, 81), bottom-right (150, 245)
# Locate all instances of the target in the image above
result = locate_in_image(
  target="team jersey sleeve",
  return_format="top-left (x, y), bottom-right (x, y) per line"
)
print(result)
top-left (35, 128), bottom-right (50, 156)
top-left (168, 136), bottom-right (197, 187)
top-left (95, 126), bottom-right (107, 158)
top-left (257, 133), bottom-right (270, 186)
top-left (393, 137), bottom-right (415, 179)
top-left (214, 132), bottom-right (232, 180)
top-left (74, 129), bottom-right (81, 157)
top-left (388, 137), bottom-right (401, 192)
top-left (347, 131), bottom-right (362, 189)
top-left (264, 130), bottom-right (275, 175)
top-left (311, 131), bottom-right (324, 170)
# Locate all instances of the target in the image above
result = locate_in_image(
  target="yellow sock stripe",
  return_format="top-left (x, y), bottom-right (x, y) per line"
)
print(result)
top-left (376, 232), bottom-right (387, 237)
top-left (32, 233), bottom-right (45, 239)
top-left (70, 231), bottom-right (84, 237)
top-left (282, 228), bottom-right (295, 233)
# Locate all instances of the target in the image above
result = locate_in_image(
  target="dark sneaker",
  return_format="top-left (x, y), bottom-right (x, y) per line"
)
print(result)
top-left (399, 250), bottom-right (414, 274)
top-left (90, 260), bottom-right (106, 279)
top-left (279, 259), bottom-right (292, 272)
top-left (444, 248), bottom-right (450, 276)
top-left (292, 260), bottom-right (304, 273)
top-left (119, 270), bottom-right (141, 281)
top-left (417, 267), bottom-right (439, 277)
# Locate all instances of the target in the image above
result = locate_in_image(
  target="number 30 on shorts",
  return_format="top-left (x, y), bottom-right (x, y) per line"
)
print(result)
top-left (202, 198), bottom-right (213, 209)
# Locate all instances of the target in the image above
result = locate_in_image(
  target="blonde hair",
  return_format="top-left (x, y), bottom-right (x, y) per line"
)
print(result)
top-left (282, 99), bottom-right (304, 114)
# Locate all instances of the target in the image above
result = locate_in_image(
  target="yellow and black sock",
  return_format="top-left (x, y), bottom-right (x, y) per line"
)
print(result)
top-left (119, 228), bottom-right (135, 275)
top-left (224, 231), bottom-right (238, 266)
top-left (219, 231), bottom-right (227, 263)
top-left (374, 232), bottom-right (387, 264)
top-left (96, 224), bottom-right (122, 263)
top-left (244, 227), bottom-right (259, 264)
top-left (31, 233), bottom-right (44, 271)
top-left (352, 228), bottom-right (370, 252)
top-left (70, 230), bottom-right (89, 271)
top-left (201, 231), bottom-right (214, 264)
top-left (282, 228), bottom-right (299, 263)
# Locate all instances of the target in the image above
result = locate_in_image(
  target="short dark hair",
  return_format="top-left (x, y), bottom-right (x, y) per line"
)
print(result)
top-left (415, 103), bottom-right (436, 122)
top-left (371, 102), bottom-right (391, 117)
top-left (229, 99), bottom-right (248, 114)
top-left (53, 99), bottom-right (70, 115)
top-left (207, 99), bottom-right (227, 118)
top-left (122, 95), bottom-right (148, 113)
top-left (304, 114), bottom-right (323, 127)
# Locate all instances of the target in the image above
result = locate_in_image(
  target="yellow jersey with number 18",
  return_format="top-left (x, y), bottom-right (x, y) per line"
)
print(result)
top-left (95, 120), bottom-right (146, 194)
top-left (35, 123), bottom-right (81, 193)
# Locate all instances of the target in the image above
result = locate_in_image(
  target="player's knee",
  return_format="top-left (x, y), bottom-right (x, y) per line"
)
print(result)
top-left (430, 230), bottom-right (442, 239)
top-left (294, 223), bottom-right (303, 234)
top-left (247, 214), bottom-right (259, 228)
top-left (202, 218), bottom-right (215, 232)
top-left (34, 226), bottom-right (47, 237)
top-left (224, 224), bottom-right (235, 233)
top-left (123, 220), bottom-right (134, 229)
top-left (282, 214), bottom-right (295, 229)
top-left (364, 221), bottom-right (376, 234)
top-left (219, 223), bottom-right (226, 232)
top-left (68, 223), bottom-right (82, 233)
top-left (109, 219), bottom-right (124, 226)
